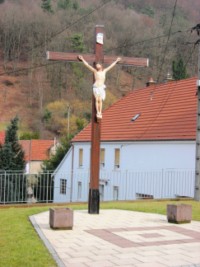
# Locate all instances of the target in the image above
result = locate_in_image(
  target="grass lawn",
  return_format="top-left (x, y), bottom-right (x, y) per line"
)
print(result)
top-left (0, 200), bottom-right (200, 267)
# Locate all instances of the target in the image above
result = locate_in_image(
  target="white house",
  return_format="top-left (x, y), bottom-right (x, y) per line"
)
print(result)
top-left (53, 77), bottom-right (197, 203)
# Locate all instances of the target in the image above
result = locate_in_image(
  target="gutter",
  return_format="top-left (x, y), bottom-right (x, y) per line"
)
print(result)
top-left (70, 144), bottom-right (74, 202)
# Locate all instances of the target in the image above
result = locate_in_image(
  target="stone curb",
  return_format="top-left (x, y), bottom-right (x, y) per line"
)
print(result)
top-left (29, 215), bottom-right (66, 267)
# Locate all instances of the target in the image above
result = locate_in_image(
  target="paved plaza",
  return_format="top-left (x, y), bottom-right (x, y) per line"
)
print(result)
top-left (30, 209), bottom-right (200, 267)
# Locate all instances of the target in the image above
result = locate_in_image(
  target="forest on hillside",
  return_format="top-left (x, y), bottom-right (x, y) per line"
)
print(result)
top-left (0, 0), bottom-right (200, 140)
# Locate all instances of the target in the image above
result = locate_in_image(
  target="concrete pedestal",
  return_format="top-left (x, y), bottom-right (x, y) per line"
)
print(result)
top-left (167, 204), bottom-right (192, 224)
top-left (49, 208), bottom-right (73, 230)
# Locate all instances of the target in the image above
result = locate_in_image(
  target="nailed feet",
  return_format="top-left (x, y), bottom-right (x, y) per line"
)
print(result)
top-left (96, 113), bottom-right (102, 119)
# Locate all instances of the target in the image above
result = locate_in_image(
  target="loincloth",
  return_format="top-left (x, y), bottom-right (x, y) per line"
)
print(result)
top-left (93, 84), bottom-right (106, 101)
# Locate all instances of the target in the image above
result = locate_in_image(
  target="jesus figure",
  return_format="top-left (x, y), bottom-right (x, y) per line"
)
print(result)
top-left (78, 55), bottom-right (121, 119)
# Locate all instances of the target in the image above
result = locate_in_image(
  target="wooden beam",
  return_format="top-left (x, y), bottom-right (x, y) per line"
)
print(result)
top-left (47, 51), bottom-right (149, 67)
top-left (46, 51), bottom-right (95, 63)
top-left (104, 55), bottom-right (149, 67)
top-left (88, 25), bottom-right (104, 214)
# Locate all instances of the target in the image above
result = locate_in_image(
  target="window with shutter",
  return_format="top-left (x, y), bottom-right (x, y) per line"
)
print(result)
top-left (79, 148), bottom-right (83, 167)
top-left (114, 148), bottom-right (120, 169)
top-left (60, 179), bottom-right (67, 194)
top-left (100, 148), bottom-right (105, 167)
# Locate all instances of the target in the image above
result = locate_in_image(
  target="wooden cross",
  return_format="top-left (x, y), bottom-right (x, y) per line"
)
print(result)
top-left (47, 25), bottom-right (148, 214)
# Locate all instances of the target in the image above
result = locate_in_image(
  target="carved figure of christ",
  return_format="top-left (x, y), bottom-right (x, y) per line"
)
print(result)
top-left (78, 55), bottom-right (121, 118)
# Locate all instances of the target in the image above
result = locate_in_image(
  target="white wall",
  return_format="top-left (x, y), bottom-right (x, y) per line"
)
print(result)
top-left (120, 141), bottom-right (195, 171)
top-left (53, 147), bottom-right (73, 202)
top-left (71, 141), bottom-right (195, 171)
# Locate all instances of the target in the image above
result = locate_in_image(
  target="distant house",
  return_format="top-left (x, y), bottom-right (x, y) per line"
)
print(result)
top-left (19, 139), bottom-right (59, 173)
top-left (53, 77), bottom-right (197, 203)
top-left (0, 133), bottom-right (58, 173)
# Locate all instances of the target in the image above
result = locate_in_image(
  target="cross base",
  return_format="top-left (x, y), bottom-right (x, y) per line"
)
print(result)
top-left (88, 188), bottom-right (100, 214)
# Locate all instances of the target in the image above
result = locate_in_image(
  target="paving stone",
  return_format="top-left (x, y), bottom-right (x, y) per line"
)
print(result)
top-left (30, 210), bottom-right (200, 267)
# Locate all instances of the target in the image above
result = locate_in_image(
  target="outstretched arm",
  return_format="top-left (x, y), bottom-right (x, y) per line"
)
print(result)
top-left (78, 55), bottom-right (96, 72)
top-left (104, 57), bottom-right (121, 73)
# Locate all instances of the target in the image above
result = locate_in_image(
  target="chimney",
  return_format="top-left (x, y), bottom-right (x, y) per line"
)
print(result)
top-left (146, 77), bottom-right (156, 87)
top-left (164, 72), bottom-right (174, 83)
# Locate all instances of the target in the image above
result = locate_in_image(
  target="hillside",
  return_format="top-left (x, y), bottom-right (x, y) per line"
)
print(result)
top-left (0, 0), bottom-right (199, 139)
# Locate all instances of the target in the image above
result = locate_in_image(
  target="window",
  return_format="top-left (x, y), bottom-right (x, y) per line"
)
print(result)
top-left (79, 148), bottom-right (83, 167)
top-left (60, 179), bottom-right (67, 194)
top-left (113, 186), bottom-right (119, 200)
top-left (131, 113), bottom-right (141, 121)
top-left (100, 148), bottom-right (105, 168)
top-left (114, 148), bottom-right (120, 169)
top-left (99, 184), bottom-right (104, 201)
top-left (77, 181), bottom-right (82, 199)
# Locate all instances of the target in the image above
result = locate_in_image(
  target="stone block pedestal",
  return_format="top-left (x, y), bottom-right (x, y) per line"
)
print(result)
top-left (167, 204), bottom-right (192, 224)
top-left (49, 208), bottom-right (73, 230)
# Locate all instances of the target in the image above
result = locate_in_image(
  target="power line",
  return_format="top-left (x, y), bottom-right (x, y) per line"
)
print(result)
top-left (0, 0), bottom-right (112, 76)
top-left (0, 0), bottom-right (193, 77)
top-left (1, 38), bottom-right (196, 78)
top-left (183, 42), bottom-right (197, 72)
top-left (0, 6), bottom-right (196, 79)
top-left (105, 28), bottom-right (189, 54)
top-left (139, 81), bottom-right (177, 140)
top-left (0, 61), bottom-right (61, 76)
top-left (138, 0), bottom-right (192, 140)
top-left (43, 0), bottom-right (112, 48)
top-left (1, 0), bottom-right (112, 63)
top-left (138, 29), bottom-right (199, 140)
top-left (0, 0), bottom-right (196, 80)
top-left (120, 40), bottom-right (195, 57)
top-left (156, 0), bottom-right (178, 82)
top-left (0, 35), bottom-right (196, 77)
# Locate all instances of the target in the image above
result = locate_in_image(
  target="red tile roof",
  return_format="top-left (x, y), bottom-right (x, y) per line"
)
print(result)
top-left (19, 140), bottom-right (55, 161)
top-left (72, 77), bottom-right (197, 142)
top-left (0, 131), bottom-right (5, 144)
top-left (0, 132), bottom-right (55, 161)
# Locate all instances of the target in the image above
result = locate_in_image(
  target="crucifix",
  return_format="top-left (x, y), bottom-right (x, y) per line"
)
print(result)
top-left (47, 25), bottom-right (149, 214)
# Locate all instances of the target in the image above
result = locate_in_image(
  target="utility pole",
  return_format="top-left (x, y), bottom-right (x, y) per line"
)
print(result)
top-left (193, 23), bottom-right (200, 201)
top-left (67, 105), bottom-right (71, 139)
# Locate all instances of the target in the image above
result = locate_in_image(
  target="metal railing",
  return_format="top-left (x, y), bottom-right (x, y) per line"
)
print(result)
top-left (0, 171), bottom-right (54, 204)
top-left (0, 169), bottom-right (195, 204)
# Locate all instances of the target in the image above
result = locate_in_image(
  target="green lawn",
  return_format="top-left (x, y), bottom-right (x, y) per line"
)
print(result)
top-left (0, 200), bottom-right (200, 267)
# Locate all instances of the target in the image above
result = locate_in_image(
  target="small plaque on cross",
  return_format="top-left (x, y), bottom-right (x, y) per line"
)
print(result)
top-left (96, 33), bottom-right (104, 44)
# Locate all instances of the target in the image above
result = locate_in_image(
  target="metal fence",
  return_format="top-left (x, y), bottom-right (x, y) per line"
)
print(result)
top-left (0, 172), bottom-right (54, 204)
top-left (0, 169), bottom-right (195, 204)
